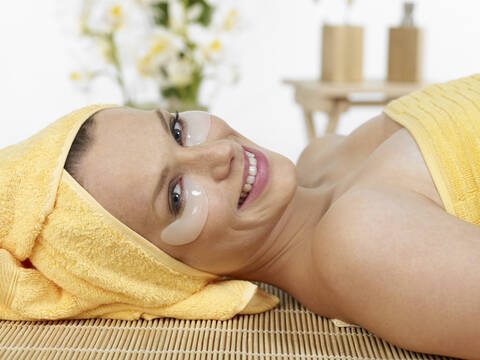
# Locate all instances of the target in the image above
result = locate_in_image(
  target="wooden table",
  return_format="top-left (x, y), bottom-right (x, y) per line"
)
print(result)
top-left (284, 79), bottom-right (429, 142)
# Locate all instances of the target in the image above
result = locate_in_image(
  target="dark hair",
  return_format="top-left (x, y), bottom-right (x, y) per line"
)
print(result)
top-left (64, 114), bottom-right (96, 187)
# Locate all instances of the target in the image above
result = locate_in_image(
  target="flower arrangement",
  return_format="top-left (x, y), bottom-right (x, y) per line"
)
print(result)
top-left (70, 0), bottom-right (240, 111)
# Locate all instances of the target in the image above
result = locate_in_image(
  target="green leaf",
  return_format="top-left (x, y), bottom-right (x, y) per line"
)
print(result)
top-left (152, 2), bottom-right (169, 27)
top-left (160, 66), bottom-right (168, 78)
top-left (162, 87), bottom-right (181, 99)
top-left (185, 0), bottom-right (214, 27)
top-left (160, 69), bottom-right (203, 105)
top-left (186, 41), bottom-right (196, 50)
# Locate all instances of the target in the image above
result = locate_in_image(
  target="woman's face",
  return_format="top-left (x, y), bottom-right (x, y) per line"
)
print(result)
top-left (79, 107), bottom-right (297, 276)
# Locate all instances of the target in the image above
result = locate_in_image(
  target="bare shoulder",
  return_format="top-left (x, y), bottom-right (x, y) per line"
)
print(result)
top-left (313, 186), bottom-right (480, 359)
top-left (296, 133), bottom-right (346, 188)
top-left (296, 133), bottom-right (345, 169)
top-left (296, 112), bottom-right (403, 187)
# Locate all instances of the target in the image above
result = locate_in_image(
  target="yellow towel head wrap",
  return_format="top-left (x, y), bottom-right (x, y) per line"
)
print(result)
top-left (0, 104), bottom-right (279, 321)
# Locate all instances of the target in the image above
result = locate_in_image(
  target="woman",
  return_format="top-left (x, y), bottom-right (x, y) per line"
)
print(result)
top-left (1, 74), bottom-right (478, 359)
top-left (61, 74), bottom-right (480, 359)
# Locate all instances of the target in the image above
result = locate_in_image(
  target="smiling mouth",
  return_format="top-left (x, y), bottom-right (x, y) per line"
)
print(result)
top-left (238, 149), bottom-right (257, 207)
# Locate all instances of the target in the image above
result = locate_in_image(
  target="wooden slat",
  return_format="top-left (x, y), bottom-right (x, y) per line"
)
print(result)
top-left (0, 282), bottom-right (458, 360)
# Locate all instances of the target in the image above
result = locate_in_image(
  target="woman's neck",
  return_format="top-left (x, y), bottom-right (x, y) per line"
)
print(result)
top-left (233, 184), bottom-right (336, 296)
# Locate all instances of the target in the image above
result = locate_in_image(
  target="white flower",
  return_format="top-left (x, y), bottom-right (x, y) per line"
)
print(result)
top-left (135, 28), bottom-right (183, 77)
top-left (201, 38), bottom-right (223, 64)
top-left (87, 1), bottom-right (125, 33)
top-left (106, 4), bottom-right (124, 31)
top-left (166, 58), bottom-right (195, 87)
top-left (186, 22), bottom-right (210, 44)
top-left (187, 3), bottom-right (203, 21)
top-left (221, 9), bottom-right (238, 32)
top-left (168, 0), bottom-right (186, 34)
top-left (69, 69), bottom-right (95, 91)
top-left (185, 23), bottom-right (224, 65)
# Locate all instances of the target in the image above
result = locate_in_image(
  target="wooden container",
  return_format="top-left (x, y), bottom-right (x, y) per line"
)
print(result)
top-left (387, 27), bottom-right (423, 82)
top-left (320, 24), bottom-right (364, 82)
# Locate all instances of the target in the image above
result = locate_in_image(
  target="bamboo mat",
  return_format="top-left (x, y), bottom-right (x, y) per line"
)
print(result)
top-left (0, 282), bottom-right (459, 360)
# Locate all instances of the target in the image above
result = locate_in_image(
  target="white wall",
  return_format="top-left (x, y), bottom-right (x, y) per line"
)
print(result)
top-left (0, 0), bottom-right (479, 163)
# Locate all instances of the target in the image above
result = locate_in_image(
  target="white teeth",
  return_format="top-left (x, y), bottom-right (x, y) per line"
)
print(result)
top-left (239, 150), bottom-right (258, 207)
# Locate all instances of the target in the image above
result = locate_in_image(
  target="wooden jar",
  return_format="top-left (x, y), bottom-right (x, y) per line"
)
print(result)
top-left (320, 24), bottom-right (364, 82)
top-left (387, 27), bottom-right (423, 82)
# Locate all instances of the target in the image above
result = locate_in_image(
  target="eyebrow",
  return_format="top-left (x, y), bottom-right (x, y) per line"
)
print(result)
top-left (151, 109), bottom-right (170, 206)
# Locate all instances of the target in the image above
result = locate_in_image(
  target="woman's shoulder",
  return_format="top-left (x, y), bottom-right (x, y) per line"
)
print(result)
top-left (296, 133), bottom-right (345, 168)
top-left (312, 185), bottom-right (480, 358)
top-left (296, 112), bottom-right (403, 187)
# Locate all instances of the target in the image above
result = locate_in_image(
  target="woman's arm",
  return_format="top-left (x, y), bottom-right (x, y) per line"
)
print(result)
top-left (315, 187), bottom-right (480, 359)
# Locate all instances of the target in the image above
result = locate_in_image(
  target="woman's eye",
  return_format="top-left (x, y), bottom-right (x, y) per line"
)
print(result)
top-left (170, 112), bottom-right (184, 146)
top-left (170, 181), bottom-right (183, 215)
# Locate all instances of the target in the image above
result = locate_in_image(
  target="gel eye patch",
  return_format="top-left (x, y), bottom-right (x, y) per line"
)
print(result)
top-left (180, 111), bottom-right (211, 147)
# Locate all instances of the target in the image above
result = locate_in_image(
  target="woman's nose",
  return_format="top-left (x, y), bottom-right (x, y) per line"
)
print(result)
top-left (178, 140), bottom-right (236, 181)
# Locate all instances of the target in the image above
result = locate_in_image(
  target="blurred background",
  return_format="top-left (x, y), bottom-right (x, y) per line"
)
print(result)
top-left (0, 0), bottom-right (478, 163)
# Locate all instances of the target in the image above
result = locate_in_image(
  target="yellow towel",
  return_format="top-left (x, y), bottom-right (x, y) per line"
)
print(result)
top-left (331, 73), bottom-right (480, 329)
top-left (384, 73), bottom-right (480, 224)
top-left (0, 104), bottom-right (279, 321)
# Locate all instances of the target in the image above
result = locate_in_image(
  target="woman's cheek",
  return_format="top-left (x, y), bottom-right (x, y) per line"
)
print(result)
top-left (202, 192), bottom-right (232, 238)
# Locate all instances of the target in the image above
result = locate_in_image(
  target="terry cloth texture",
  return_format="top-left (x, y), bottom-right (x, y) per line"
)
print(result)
top-left (384, 73), bottom-right (480, 224)
top-left (0, 104), bottom-right (279, 321)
